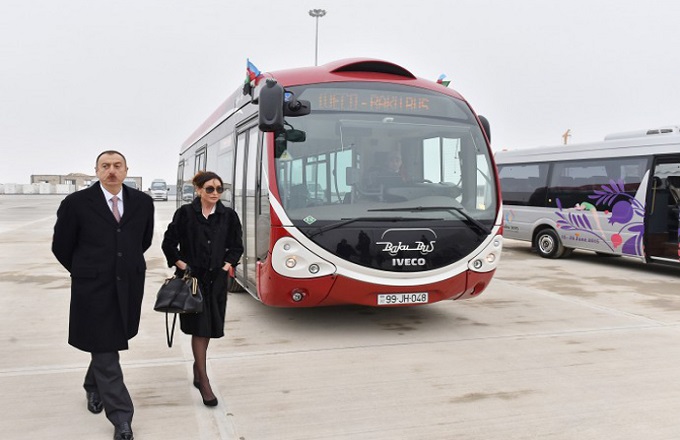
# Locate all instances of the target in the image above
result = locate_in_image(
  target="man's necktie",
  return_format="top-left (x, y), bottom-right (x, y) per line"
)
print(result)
top-left (111, 195), bottom-right (121, 223)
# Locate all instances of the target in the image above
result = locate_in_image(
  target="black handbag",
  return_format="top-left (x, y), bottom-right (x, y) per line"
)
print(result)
top-left (154, 270), bottom-right (203, 347)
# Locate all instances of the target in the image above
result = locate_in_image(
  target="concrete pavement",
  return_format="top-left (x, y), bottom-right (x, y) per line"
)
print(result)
top-left (2, 195), bottom-right (680, 439)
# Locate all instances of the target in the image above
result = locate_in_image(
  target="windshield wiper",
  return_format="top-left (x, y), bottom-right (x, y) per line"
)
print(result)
top-left (307, 217), bottom-right (428, 238)
top-left (368, 206), bottom-right (491, 235)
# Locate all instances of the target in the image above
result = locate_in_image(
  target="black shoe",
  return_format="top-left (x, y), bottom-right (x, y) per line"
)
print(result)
top-left (86, 391), bottom-right (103, 414)
top-left (202, 396), bottom-right (218, 407)
top-left (113, 422), bottom-right (134, 440)
top-left (196, 382), bottom-right (218, 407)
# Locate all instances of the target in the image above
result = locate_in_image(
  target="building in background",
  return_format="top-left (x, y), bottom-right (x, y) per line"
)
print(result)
top-left (31, 173), bottom-right (95, 188)
top-left (0, 173), bottom-right (144, 195)
top-left (31, 173), bottom-right (142, 189)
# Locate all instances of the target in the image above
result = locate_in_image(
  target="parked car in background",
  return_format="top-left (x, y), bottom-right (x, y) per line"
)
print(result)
top-left (149, 179), bottom-right (169, 201)
top-left (182, 184), bottom-right (194, 202)
top-left (123, 178), bottom-right (139, 190)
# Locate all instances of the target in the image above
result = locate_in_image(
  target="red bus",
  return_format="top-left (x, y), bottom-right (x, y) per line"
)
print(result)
top-left (177, 58), bottom-right (502, 307)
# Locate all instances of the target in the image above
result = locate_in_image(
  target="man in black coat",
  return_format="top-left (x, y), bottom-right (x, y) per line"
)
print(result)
top-left (52, 150), bottom-right (154, 440)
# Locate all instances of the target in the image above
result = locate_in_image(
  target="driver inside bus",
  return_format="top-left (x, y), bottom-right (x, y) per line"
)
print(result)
top-left (373, 151), bottom-right (408, 188)
top-left (364, 150), bottom-right (410, 202)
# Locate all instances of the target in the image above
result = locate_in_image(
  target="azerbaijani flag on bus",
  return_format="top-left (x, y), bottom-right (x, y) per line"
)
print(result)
top-left (246, 58), bottom-right (261, 83)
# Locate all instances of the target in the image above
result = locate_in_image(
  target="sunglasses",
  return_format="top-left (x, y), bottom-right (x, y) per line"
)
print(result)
top-left (204, 186), bottom-right (224, 194)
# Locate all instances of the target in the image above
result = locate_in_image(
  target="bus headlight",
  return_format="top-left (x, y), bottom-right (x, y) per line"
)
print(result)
top-left (469, 234), bottom-right (503, 273)
top-left (272, 237), bottom-right (336, 279)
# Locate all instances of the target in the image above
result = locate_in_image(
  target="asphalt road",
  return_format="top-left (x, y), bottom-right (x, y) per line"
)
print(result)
top-left (1, 195), bottom-right (680, 439)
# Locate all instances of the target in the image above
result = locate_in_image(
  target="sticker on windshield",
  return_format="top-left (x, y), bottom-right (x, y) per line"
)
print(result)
top-left (303, 215), bottom-right (317, 225)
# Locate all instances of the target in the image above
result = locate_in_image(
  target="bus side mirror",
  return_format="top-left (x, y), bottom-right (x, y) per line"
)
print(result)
top-left (259, 79), bottom-right (285, 132)
top-left (286, 128), bottom-right (306, 142)
top-left (478, 115), bottom-right (491, 142)
top-left (284, 92), bottom-right (311, 117)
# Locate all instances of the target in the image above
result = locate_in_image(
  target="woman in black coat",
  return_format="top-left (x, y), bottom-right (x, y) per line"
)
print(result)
top-left (161, 171), bottom-right (243, 407)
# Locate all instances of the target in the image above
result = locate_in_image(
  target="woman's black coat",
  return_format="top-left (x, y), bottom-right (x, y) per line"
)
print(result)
top-left (161, 198), bottom-right (243, 272)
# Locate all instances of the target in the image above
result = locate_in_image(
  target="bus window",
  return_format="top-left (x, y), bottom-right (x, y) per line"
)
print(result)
top-left (195, 146), bottom-right (207, 173)
top-left (278, 151), bottom-right (353, 208)
top-left (305, 154), bottom-right (328, 204)
top-left (176, 160), bottom-right (185, 206)
top-left (217, 134), bottom-right (235, 205)
top-left (423, 137), bottom-right (462, 184)
top-left (217, 151), bottom-right (234, 205)
top-left (333, 149), bottom-right (352, 203)
top-left (476, 156), bottom-right (493, 210)
top-left (498, 163), bottom-right (549, 206)
top-left (548, 158), bottom-right (646, 210)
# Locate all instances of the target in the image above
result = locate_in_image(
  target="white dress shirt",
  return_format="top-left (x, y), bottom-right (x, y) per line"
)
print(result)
top-left (100, 186), bottom-right (124, 217)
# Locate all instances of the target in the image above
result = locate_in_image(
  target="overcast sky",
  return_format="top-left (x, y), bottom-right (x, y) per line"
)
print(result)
top-left (2, 0), bottom-right (680, 184)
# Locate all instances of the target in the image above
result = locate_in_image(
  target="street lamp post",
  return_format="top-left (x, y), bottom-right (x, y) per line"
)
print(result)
top-left (309, 9), bottom-right (327, 66)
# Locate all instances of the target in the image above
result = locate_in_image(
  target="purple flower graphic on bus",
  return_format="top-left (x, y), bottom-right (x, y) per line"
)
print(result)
top-left (555, 179), bottom-right (645, 256)
top-left (608, 200), bottom-right (634, 225)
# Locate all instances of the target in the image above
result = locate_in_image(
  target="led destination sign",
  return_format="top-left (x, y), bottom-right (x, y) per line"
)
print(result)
top-left (317, 92), bottom-right (431, 113)
top-left (298, 86), bottom-right (466, 119)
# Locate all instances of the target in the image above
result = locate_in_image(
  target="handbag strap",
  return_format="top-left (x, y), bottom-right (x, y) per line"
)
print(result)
top-left (182, 273), bottom-right (199, 296)
top-left (165, 312), bottom-right (179, 348)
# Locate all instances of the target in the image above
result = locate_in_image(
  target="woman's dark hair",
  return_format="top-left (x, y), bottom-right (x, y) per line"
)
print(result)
top-left (192, 171), bottom-right (223, 188)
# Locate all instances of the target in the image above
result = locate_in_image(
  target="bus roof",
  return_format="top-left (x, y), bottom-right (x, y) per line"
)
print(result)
top-left (495, 131), bottom-right (680, 165)
top-left (181, 58), bottom-right (469, 151)
top-left (265, 58), bottom-right (463, 95)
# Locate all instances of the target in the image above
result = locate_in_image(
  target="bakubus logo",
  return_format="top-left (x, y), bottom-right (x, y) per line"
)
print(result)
top-left (376, 228), bottom-right (437, 267)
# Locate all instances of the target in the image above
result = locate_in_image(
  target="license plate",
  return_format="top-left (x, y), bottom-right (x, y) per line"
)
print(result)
top-left (377, 292), bottom-right (428, 305)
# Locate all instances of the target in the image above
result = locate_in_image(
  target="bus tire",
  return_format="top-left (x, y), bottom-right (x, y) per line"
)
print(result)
top-left (536, 228), bottom-right (565, 259)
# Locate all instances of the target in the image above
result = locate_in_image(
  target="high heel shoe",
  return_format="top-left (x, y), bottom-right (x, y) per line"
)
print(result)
top-left (202, 396), bottom-right (218, 407)
top-left (197, 383), bottom-right (218, 406)
top-left (194, 363), bottom-right (218, 406)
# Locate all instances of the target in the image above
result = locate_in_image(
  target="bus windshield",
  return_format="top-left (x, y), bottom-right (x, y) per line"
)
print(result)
top-left (273, 82), bottom-right (496, 227)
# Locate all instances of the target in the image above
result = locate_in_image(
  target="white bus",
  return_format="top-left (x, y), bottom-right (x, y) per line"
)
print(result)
top-left (495, 127), bottom-right (680, 264)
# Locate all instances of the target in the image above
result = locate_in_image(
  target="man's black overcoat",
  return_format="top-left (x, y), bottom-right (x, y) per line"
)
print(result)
top-left (52, 182), bottom-right (154, 352)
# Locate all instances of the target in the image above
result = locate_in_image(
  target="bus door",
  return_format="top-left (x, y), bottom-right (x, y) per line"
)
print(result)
top-left (176, 160), bottom-right (185, 207)
top-left (647, 157), bottom-right (680, 262)
top-left (233, 121), bottom-right (260, 296)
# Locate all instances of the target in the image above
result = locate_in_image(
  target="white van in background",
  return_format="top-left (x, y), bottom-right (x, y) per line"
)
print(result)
top-left (123, 178), bottom-right (139, 190)
top-left (496, 127), bottom-right (680, 264)
top-left (149, 179), bottom-right (168, 201)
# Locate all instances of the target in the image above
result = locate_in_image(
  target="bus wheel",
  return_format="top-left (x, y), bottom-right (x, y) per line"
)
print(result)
top-left (536, 229), bottom-right (565, 259)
